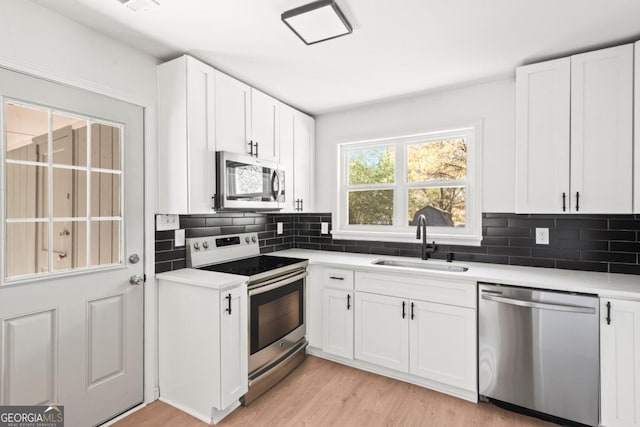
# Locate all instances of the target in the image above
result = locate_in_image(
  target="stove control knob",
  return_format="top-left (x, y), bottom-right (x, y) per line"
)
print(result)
top-left (203, 241), bottom-right (209, 249)
top-left (193, 242), bottom-right (200, 250)
top-left (251, 236), bottom-right (257, 243)
top-left (245, 237), bottom-right (250, 244)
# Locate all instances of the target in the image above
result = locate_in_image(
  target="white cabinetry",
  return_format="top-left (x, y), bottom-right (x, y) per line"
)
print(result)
top-left (322, 288), bottom-right (354, 359)
top-left (279, 104), bottom-right (315, 212)
top-left (635, 41), bottom-right (640, 214)
top-left (600, 298), bottom-right (640, 427)
top-left (158, 277), bottom-right (247, 424)
top-left (516, 44), bottom-right (633, 214)
top-left (353, 271), bottom-right (477, 398)
top-left (157, 55), bottom-right (216, 214)
top-left (213, 71), bottom-right (279, 162)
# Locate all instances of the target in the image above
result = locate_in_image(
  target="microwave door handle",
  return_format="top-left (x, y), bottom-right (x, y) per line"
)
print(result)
top-left (271, 171), bottom-right (280, 200)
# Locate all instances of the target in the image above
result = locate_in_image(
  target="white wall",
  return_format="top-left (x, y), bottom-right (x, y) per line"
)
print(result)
top-left (0, 0), bottom-right (158, 105)
top-left (315, 78), bottom-right (516, 213)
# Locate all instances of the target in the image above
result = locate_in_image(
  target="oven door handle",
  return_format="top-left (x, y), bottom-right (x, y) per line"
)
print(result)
top-left (249, 271), bottom-right (308, 296)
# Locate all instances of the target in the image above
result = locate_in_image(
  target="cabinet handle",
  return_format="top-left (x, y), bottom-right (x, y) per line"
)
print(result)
top-left (575, 192), bottom-right (580, 212)
top-left (300, 199), bottom-right (303, 211)
top-left (562, 192), bottom-right (566, 212)
top-left (255, 141), bottom-right (259, 157)
top-left (295, 199), bottom-right (300, 211)
top-left (329, 276), bottom-right (344, 281)
top-left (410, 302), bottom-right (415, 320)
top-left (226, 294), bottom-right (232, 315)
top-left (347, 294), bottom-right (351, 310)
top-left (402, 301), bottom-right (406, 319)
top-left (248, 141), bottom-right (254, 156)
top-left (606, 301), bottom-right (611, 325)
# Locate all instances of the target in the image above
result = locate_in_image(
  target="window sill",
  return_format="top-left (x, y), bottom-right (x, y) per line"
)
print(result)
top-left (330, 230), bottom-right (483, 247)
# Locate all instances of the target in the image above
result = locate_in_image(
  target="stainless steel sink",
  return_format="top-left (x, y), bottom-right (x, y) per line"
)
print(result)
top-left (372, 259), bottom-right (469, 272)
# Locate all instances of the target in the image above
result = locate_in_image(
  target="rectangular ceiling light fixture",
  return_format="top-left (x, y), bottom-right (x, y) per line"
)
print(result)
top-left (282, 0), bottom-right (352, 45)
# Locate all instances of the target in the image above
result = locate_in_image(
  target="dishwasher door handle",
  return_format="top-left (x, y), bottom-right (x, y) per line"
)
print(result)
top-left (481, 293), bottom-right (596, 314)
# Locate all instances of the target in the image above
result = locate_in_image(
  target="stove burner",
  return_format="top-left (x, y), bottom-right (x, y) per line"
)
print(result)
top-left (197, 255), bottom-right (307, 277)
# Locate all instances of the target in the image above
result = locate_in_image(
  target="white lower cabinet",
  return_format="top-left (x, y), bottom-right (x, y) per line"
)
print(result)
top-left (601, 298), bottom-right (640, 427)
top-left (354, 292), bottom-right (410, 372)
top-left (322, 288), bottom-right (354, 359)
top-left (158, 278), bottom-right (248, 425)
top-left (409, 300), bottom-right (476, 390)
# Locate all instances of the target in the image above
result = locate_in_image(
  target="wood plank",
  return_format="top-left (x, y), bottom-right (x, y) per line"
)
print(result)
top-left (113, 356), bottom-right (552, 427)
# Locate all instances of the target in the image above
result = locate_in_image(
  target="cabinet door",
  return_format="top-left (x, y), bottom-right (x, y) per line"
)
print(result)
top-left (409, 300), bottom-right (476, 391)
top-left (571, 44), bottom-right (633, 214)
top-left (219, 286), bottom-right (248, 409)
top-left (293, 111), bottom-right (314, 212)
top-left (634, 41), bottom-right (640, 214)
top-left (251, 88), bottom-right (279, 162)
top-left (322, 288), bottom-right (354, 359)
top-left (214, 71), bottom-right (251, 156)
top-left (515, 58), bottom-right (570, 213)
top-left (354, 292), bottom-right (409, 372)
top-left (601, 298), bottom-right (640, 427)
top-left (279, 104), bottom-right (296, 211)
top-left (186, 57), bottom-right (216, 213)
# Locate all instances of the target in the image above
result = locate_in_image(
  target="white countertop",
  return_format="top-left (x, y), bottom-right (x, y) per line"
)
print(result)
top-left (272, 249), bottom-right (640, 300)
top-left (156, 268), bottom-right (248, 290)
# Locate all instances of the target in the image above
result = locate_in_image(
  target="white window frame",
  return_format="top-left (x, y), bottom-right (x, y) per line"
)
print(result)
top-left (2, 98), bottom-right (126, 284)
top-left (333, 123), bottom-right (482, 246)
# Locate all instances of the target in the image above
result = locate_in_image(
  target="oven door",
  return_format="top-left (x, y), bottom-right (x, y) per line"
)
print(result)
top-left (248, 270), bottom-right (306, 374)
top-left (216, 151), bottom-right (283, 210)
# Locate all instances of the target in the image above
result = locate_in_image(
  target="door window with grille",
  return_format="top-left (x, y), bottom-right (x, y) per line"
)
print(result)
top-left (4, 101), bottom-right (123, 280)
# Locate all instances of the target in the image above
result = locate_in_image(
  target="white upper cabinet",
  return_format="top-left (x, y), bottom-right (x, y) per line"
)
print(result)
top-left (571, 44), bottom-right (634, 214)
top-left (250, 88), bottom-right (279, 162)
top-left (213, 72), bottom-right (280, 162)
top-left (279, 104), bottom-right (316, 212)
top-left (213, 71), bottom-right (252, 156)
top-left (635, 41), bottom-right (640, 214)
top-left (516, 44), bottom-right (634, 214)
top-left (515, 58), bottom-right (570, 213)
top-left (158, 55), bottom-right (216, 214)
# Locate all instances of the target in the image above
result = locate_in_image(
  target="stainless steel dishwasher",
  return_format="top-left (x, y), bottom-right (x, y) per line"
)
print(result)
top-left (478, 283), bottom-right (599, 426)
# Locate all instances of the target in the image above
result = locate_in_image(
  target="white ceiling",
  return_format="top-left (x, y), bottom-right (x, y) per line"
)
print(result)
top-left (33, 0), bottom-right (640, 115)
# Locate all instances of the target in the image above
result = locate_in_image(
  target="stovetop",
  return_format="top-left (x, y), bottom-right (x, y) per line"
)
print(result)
top-left (197, 255), bottom-right (307, 277)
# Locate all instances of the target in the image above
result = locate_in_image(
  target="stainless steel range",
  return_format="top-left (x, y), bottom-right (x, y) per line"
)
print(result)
top-left (186, 232), bottom-right (308, 405)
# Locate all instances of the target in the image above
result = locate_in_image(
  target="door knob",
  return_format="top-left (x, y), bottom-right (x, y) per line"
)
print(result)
top-left (129, 274), bottom-right (144, 286)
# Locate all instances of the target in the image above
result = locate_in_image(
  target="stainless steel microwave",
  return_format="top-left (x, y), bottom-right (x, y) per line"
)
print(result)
top-left (215, 151), bottom-right (286, 210)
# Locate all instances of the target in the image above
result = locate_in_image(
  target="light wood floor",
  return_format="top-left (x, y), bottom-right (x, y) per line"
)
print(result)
top-left (114, 356), bottom-right (552, 427)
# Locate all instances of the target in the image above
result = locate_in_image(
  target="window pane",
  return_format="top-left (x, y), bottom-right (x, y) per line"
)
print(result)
top-left (407, 139), bottom-right (466, 183)
top-left (53, 168), bottom-right (88, 218)
top-left (90, 220), bottom-right (121, 266)
top-left (408, 187), bottom-right (466, 227)
top-left (52, 221), bottom-right (87, 271)
top-left (6, 164), bottom-right (48, 218)
top-left (91, 123), bottom-right (121, 170)
top-left (6, 222), bottom-right (48, 277)
top-left (5, 103), bottom-right (48, 162)
top-left (52, 113), bottom-right (87, 166)
top-left (91, 172), bottom-right (121, 217)
top-left (348, 190), bottom-right (394, 225)
top-left (348, 146), bottom-right (395, 185)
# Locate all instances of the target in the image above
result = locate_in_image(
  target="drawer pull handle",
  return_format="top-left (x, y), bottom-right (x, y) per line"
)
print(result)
top-left (329, 276), bottom-right (344, 281)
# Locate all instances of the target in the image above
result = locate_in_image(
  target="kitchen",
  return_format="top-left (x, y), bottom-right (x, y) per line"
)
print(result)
top-left (0, 0), bottom-right (639, 426)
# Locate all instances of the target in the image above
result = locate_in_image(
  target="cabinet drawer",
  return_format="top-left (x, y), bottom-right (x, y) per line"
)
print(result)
top-left (322, 268), bottom-right (354, 290)
top-left (355, 271), bottom-right (475, 308)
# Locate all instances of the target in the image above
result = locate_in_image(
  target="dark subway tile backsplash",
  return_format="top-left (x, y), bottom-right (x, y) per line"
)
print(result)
top-left (155, 212), bottom-right (640, 275)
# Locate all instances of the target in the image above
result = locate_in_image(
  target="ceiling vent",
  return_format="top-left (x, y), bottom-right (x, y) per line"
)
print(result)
top-left (117, 0), bottom-right (159, 12)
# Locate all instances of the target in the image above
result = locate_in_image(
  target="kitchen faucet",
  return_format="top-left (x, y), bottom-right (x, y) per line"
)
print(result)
top-left (416, 214), bottom-right (437, 260)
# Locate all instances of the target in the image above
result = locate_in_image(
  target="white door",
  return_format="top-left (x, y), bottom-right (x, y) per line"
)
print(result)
top-left (600, 298), bottom-right (640, 427)
top-left (250, 88), bottom-right (279, 162)
top-left (354, 292), bottom-right (408, 372)
top-left (571, 44), bottom-right (634, 214)
top-left (515, 58), bottom-right (570, 213)
top-left (0, 67), bottom-right (144, 426)
top-left (409, 300), bottom-right (476, 391)
top-left (293, 111), bottom-right (314, 212)
top-left (322, 288), bottom-right (354, 359)
top-left (220, 286), bottom-right (248, 409)
top-left (214, 71), bottom-right (251, 156)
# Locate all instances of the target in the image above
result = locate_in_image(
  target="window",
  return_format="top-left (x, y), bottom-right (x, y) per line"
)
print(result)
top-left (335, 126), bottom-right (482, 245)
top-left (4, 100), bottom-right (124, 280)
